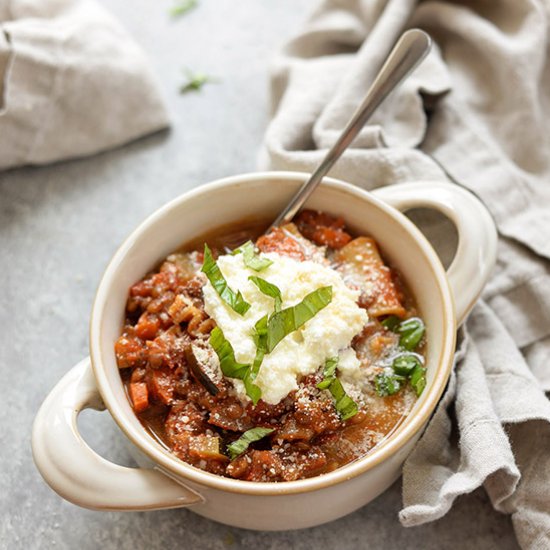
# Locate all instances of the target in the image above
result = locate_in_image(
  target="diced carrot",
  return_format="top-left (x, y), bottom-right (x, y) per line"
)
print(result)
top-left (129, 382), bottom-right (149, 413)
top-left (114, 334), bottom-right (145, 369)
top-left (135, 313), bottom-right (160, 340)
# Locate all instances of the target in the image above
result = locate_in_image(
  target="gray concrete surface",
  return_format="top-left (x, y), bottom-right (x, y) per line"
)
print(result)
top-left (0, 1), bottom-right (519, 548)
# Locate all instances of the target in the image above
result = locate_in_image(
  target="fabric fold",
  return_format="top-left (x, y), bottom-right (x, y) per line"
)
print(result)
top-left (0, 0), bottom-right (170, 170)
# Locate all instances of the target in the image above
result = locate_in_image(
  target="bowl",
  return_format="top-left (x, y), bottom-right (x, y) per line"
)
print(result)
top-left (32, 171), bottom-right (497, 530)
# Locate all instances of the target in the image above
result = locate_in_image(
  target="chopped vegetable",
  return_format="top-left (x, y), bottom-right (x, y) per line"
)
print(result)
top-left (266, 286), bottom-right (332, 353)
top-left (188, 435), bottom-right (227, 461)
top-left (129, 382), bottom-right (149, 413)
top-left (317, 357), bottom-right (338, 390)
top-left (326, 378), bottom-right (358, 420)
top-left (227, 427), bottom-right (275, 460)
top-left (249, 276), bottom-right (282, 312)
top-left (209, 327), bottom-right (261, 403)
top-left (170, 0), bottom-right (197, 18)
top-left (185, 342), bottom-right (222, 396)
top-left (201, 244), bottom-right (251, 315)
top-left (396, 317), bottom-right (425, 350)
top-left (234, 241), bottom-right (273, 272)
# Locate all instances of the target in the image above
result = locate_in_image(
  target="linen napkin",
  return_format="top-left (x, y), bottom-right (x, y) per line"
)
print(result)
top-left (0, 0), bottom-right (169, 170)
top-left (260, 1), bottom-right (550, 548)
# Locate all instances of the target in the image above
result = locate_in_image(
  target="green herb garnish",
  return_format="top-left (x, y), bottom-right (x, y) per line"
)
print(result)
top-left (396, 317), bottom-right (425, 351)
top-left (375, 372), bottom-right (406, 397)
top-left (249, 276), bottom-right (282, 312)
top-left (248, 314), bottom-right (268, 401)
top-left (316, 357), bottom-right (358, 419)
top-left (375, 355), bottom-right (426, 397)
top-left (376, 316), bottom-right (427, 396)
top-left (180, 69), bottom-right (217, 94)
top-left (201, 244), bottom-right (251, 315)
top-left (381, 315), bottom-right (401, 330)
top-left (234, 241), bottom-right (273, 272)
top-left (266, 286), bottom-right (332, 353)
top-left (209, 327), bottom-right (261, 403)
top-left (170, 0), bottom-right (197, 18)
top-left (392, 354), bottom-right (422, 376)
top-left (410, 364), bottom-right (427, 396)
top-left (227, 427), bottom-right (275, 460)
top-left (209, 327), bottom-right (249, 379)
top-left (317, 357), bottom-right (338, 390)
top-left (326, 378), bottom-right (358, 420)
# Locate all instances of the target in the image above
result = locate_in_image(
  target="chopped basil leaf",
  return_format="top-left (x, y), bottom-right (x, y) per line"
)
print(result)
top-left (392, 354), bottom-right (422, 376)
top-left (227, 427), bottom-right (274, 460)
top-left (317, 357), bottom-right (338, 390)
top-left (375, 372), bottom-right (406, 397)
top-left (209, 327), bottom-right (261, 403)
top-left (396, 317), bottom-right (425, 350)
top-left (249, 314), bottom-right (268, 400)
top-left (209, 327), bottom-right (249, 379)
top-left (201, 244), bottom-right (251, 315)
top-left (381, 315), bottom-right (401, 330)
top-left (249, 276), bottom-right (282, 312)
top-left (326, 378), bottom-right (359, 420)
top-left (170, 0), bottom-right (197, 18)
top-left (410, 365), bottom-right (427, 396)
top-left (180, 68), bottom-right (217, 94)
top-left (233, 241), bottom-right (273, 272)
top-left (243, 374), bottom-right (261, 405)
top-left (266, 286), bottom-right (332, 353)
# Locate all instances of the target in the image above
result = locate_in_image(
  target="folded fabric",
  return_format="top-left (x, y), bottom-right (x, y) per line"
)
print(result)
top-left (0, 0), bottom-right (169, 170)
top-left (260, 0), bottom-right (550, 548)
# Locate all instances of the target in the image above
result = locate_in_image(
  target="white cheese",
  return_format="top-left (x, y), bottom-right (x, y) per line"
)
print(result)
top-left (202, 251), bottom-right (368, 404)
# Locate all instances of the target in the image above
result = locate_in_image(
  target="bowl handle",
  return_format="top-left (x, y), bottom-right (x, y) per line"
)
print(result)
top-left (372, 181), bottom-right (497, 325)
top-left (32, 357), bottom-right (203, 511)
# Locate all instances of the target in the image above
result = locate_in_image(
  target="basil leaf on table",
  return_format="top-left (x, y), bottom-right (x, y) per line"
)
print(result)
top-left (201, 244), bottom-right (251, 315)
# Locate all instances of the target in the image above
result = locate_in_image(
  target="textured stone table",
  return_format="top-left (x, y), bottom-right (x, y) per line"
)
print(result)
top-left (0, 1), bottom-right (519, 548)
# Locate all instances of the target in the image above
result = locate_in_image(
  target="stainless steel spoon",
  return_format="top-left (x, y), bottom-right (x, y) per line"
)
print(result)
top-left (268, 28), bottom-right (432, 231)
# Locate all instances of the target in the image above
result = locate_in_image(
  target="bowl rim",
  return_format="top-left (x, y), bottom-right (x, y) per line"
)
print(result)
top-left (90, 171), bottom-right (456, 496)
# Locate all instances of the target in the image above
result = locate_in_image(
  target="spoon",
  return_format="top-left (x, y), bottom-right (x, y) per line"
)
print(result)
top-left (268, 28), bottom-right (432, 231)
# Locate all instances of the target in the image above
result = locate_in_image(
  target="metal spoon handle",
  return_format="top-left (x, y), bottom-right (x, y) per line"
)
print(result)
top-left (269, 28), bottom-right (432, 230)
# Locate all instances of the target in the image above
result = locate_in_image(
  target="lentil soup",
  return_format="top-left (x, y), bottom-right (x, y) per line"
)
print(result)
top-left (115, 211), bottom-right (427, 482)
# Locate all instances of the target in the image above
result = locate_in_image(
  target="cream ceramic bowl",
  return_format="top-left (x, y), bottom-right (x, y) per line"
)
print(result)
top-left (32, 172), bottom-right (497, 530)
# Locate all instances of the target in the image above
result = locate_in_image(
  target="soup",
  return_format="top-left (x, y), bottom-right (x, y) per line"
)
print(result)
top-left (115, 210), bottom-right (426, 482)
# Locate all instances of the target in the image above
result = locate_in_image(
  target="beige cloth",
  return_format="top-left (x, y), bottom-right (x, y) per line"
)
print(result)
top-left (261, 1), bottom-right (550, 548)
top-left (0, 0), bottom-right (169, 169)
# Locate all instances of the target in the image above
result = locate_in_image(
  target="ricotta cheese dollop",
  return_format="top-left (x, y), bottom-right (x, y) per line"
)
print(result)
top-left (202, 251), bottom-right (368, 404)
